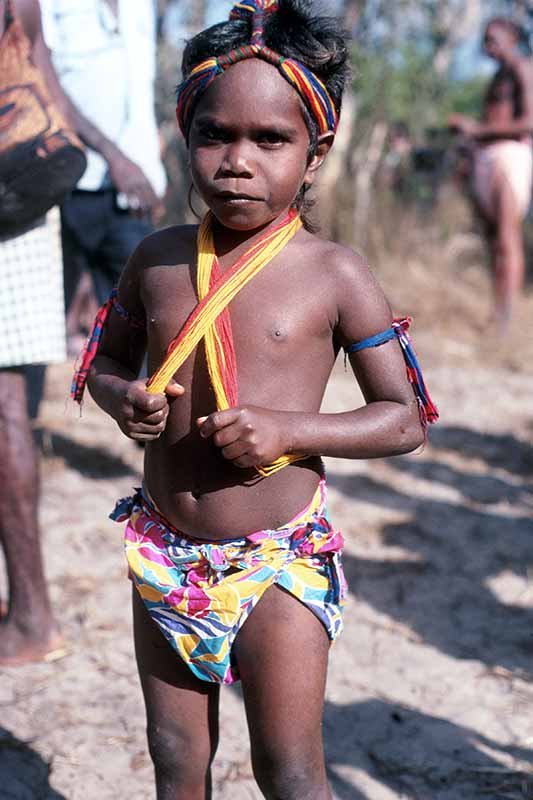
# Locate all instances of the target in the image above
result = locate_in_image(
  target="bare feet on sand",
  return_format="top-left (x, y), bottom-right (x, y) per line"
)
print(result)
top-left (488, 302), bottom-right (512, 335)
top-left (0, 617), bottom-right (64, 667)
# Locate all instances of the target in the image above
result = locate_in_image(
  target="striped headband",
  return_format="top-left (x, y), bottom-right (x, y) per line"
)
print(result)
top-left (177, 0), bottom-right (339, 139)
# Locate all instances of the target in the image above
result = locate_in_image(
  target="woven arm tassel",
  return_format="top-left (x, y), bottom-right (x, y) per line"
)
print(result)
top-left (392, 318), bottom-right (439, 427)
top-left (71, 290), bottom-right (145, 404)
top-left (71, 291), bottom-right (117, 404)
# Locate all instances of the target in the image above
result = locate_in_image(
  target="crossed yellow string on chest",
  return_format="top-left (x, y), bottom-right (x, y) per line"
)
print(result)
top-left (145, 210), bottom-right (309, 478)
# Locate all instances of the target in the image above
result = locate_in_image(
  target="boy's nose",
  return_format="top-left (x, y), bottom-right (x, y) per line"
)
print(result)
top-left (220, 143), bottom-right (254, 178)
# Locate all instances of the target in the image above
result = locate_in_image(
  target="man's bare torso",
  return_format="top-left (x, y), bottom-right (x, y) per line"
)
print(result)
top-left (484, 61), bottom-right (531, 144)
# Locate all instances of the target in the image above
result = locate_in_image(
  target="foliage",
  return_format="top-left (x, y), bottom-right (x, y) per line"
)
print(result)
top-left (352, 45), bottom-right (486, 138)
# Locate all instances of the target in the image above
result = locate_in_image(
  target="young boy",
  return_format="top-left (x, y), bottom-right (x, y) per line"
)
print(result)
top-left (75, 1), bottom-right (435, 797)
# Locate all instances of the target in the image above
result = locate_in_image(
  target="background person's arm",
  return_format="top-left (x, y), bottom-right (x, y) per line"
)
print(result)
top-left (449, 61), bottom-right (533, 140)
top-left (14, 0), bottom-right (161, 215)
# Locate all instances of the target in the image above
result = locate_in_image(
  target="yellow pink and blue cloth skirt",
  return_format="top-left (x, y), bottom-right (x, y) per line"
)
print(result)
top-left (111, 479), bottom-right (346, 684)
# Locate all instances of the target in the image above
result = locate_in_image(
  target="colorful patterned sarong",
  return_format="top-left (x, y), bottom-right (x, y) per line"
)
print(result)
top-left (111, 480), bottom-right (346, 684)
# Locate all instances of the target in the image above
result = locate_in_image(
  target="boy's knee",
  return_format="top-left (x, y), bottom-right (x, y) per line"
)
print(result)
top-left (252, 748), bottom-right (328, 799)
top-left (146, 719), bottom-right (213, 784)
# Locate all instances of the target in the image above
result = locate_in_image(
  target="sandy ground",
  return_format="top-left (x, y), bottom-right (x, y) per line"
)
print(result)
top-left (1, 240), bottom-right (533, 799)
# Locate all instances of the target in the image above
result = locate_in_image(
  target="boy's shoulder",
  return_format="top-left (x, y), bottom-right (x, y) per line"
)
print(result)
top-left (134, 224), bottom-right (199, 269)
top-left (301, 232), bottom-right (391, 336)
top-left (301, 230), bottom-right (373, 284)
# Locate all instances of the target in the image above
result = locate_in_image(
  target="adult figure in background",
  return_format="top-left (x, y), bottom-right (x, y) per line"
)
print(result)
top-left (40, 0), bottom-right (167, 353)
top-left (381, 121), bottom-right (413, 197)
top-left (0, 0), bottom-right (161, 665)
top-left (449, 17), bottom-right (533, 329)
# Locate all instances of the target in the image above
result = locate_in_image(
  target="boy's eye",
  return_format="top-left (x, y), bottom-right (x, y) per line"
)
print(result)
top-left (198, 124), bottom-right (228, 142)
top-left (257, 131), bottom-right (287, 147)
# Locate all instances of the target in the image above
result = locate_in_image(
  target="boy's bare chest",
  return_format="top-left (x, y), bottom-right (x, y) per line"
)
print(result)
top-left (142, 259), bottom-right (333, 362)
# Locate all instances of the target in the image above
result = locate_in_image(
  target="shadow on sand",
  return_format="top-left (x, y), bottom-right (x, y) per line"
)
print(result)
top-left (0, 727), bottom-right (66, 799)
top-left (324, 698), bottom-right (533, 799)
top-left (36, 430), bottom-right (137, 480)
top-left (429, 425), bottom-right (533, 478)
top-left (328, 425), bottom-right (533, 676)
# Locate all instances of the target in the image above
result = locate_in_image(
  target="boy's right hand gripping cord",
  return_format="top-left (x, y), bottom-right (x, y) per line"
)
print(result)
top-left (345, 317), bottom-right (439, 431)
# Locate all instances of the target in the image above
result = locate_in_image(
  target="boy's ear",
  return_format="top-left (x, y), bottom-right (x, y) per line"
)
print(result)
top-left (304, 132), bottom-right (335, 185)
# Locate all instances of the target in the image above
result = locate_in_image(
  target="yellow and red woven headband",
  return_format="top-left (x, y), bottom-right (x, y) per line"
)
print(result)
top-left (177, 0), bottom-right (339, 138)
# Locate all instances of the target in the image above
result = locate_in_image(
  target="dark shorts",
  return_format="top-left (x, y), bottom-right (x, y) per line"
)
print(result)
top-left (61, 189), bottom-right (153, 307)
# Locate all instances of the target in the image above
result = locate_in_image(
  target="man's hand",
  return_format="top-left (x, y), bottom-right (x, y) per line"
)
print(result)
top-left (448, 113), bottom-right (480, 137)
top-left (197, 406), bottom-right (292, 469)
top-left (116, 379), bottom-right (184, 441)
top-left (107, 150), bottom-right (161, 218)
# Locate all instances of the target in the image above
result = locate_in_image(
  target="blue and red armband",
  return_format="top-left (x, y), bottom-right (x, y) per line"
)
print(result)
top-left (345, 317), bottom-right (439, 429)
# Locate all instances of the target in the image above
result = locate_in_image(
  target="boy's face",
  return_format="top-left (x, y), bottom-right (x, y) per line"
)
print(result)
top-left (188, 59), bottom-right (325, 231)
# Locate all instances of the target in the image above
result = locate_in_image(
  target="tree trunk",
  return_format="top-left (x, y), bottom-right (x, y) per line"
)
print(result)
top-left (188, 1), bottom-right (208, 35)
top-left (318, 88), bottom-right (358, 239)
top-left (342, 0), bottom-right (367, 33)
top-left (432, 0), bottom-right (483, 75)
top-left (351, 121), bottom-right (388, 248)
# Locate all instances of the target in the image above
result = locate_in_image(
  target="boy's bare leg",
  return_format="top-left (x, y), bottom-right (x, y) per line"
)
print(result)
top-left (0, 370), bottom-right (61, 665)
top-left (235, 585), bottom-right (333, 800)
top-left (488, 177), bottom-right (525, 328)
top-left (133, 589), bottom-right (220, 800)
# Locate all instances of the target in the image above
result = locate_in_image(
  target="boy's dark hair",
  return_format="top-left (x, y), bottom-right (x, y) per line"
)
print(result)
top-left (181, 0), bottom-right (350, 229)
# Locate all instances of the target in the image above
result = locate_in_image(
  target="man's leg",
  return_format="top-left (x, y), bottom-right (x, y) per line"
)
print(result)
top-left (23, 364), bottom-right (47, 421)
top-left (61, 192), bottom-right (102, 355)
top-left (234, 585), bottom-right (333, 800)
top-left (0, 369), bottom-right (61, 665)
top-left (94, 198), bottom-right (153, 303)
top-left (60, 194), bottom-right (97, 313)
top-left (133, 589), bottom-right (220, 800)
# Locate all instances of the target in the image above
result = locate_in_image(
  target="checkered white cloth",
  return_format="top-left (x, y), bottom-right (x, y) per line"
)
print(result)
top-left (0, 209), bottom-right (66, 368)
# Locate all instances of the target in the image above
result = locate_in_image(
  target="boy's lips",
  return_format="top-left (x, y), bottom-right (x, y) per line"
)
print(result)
top-left (215, 191), bottom-right (263, 202)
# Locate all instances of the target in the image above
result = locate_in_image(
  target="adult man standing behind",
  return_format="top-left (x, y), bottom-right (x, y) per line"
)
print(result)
top-left (40, 0), bottom-right (167, 323)
top-left (0, 0), bottom-right (165, 666)
top-left (0, 0), bottom-right (166, 666)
